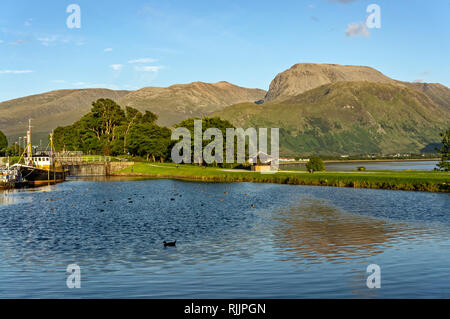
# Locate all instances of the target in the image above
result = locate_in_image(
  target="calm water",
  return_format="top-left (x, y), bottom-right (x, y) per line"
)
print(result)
top-left (281, 160), bottom-right (439, 171)
top-left (0, 178), bottom-right (449, 298)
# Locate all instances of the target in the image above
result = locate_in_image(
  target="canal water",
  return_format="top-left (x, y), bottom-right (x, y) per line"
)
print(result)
top-left (0, 178), bottom-right (449, 298)
top-left (281, 160), bottom-right (439, 171)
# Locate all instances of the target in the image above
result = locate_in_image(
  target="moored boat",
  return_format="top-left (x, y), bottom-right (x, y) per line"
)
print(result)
top-left (11, 120), bottom-right (66, 186)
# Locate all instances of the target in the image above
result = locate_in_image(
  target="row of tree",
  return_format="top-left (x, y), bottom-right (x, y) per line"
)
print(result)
top-left (52, 98), bottom-right (237, 164)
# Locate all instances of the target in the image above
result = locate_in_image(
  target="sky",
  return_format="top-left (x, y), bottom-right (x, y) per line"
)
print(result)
top-left (0, 0), bottom-right (449, 101)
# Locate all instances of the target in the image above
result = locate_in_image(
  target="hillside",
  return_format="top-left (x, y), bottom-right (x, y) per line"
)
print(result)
top-left (117, 81), bottom-right (265, 126)
top-left (0, 82), bottom-right (265, 142)
top-left (399, 82), bottom-right (450, 113)
top-left (0, 89), bottom-right (130, 142)
top-left (212, 81), bottom-right (450, 156)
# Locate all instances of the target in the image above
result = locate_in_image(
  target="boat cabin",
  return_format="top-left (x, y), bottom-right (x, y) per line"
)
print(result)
top-left (26, 152), bottom-right (53, 169)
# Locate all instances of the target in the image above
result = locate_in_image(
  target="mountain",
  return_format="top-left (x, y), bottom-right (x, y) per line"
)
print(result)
top-left (117, 81), bottom-right (266, 126)
top-left (213, 81), bottom-right (450, 156)
top-left (264, 63), bottom-right (399, 102)
top-left (0, 82), bottom-right (265, 142)
top-left (399, 82), bottom-right (450, 113)
top-left (0, 89), bottom-right (130, 142)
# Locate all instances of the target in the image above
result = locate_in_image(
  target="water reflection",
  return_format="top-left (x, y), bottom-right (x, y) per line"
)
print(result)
top-left (0, 179), bottom-right (449, 298)
top-left (272, 198), bottom-right (431, 263)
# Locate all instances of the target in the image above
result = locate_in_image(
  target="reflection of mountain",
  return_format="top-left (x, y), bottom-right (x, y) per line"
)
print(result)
top-left (272, 198), bottom-right (424, 263)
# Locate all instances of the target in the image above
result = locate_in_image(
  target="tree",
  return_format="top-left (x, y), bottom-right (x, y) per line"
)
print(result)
top-left (173, 117), bottom-right (236, 166)
top-left (127, 123), bottom-right (172, 161)
top-left (306, 156), bottom-right (325, 173)
top-left (436, 127), bottom-right (450, 171)
top-left (0, 130), bottom-right (8, 155)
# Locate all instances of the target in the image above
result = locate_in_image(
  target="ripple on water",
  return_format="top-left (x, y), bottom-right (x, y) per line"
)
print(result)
top-left (0, 178), bottom-right (449, 298)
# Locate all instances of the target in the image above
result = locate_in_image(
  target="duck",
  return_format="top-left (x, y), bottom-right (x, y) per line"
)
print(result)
top-left (164, 240), bottom-right (176, 247)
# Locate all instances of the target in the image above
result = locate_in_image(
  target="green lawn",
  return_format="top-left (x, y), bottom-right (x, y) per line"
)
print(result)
top-left (116, 162), bottom-right (450, 192)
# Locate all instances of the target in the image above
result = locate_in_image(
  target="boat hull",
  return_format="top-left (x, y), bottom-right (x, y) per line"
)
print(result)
top-left (16, 165), bottom-right (66, 185)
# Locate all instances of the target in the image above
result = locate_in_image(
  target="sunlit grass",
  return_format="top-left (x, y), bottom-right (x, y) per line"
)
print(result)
top-left (117, 162), bottom-right (450, 192)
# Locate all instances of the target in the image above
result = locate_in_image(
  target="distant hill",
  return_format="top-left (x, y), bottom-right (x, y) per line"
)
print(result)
top-left (213, 81), bottom-right (450, 156)
top-left (0, 89), bottom-right (130, 143)
top-left (0, 82), bottom-right (265, 143)
top-left (117, 81), bottom-right (266, 126)
top-left (264, 63), bottom-right (399, 102)
top-left (399, 82), bottom-right (450, 113)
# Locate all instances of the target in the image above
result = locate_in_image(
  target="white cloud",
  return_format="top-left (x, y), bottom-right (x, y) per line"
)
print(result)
top-left (134, 65), bottom-right (163, 72)
top-left (110, 64), bottom-right (123, 71)
top-left (0, 70), bottom-right (33, 74)
top-left (24, 19), bottom-right (32, 27)
top-left (104, 48), bottom-right (113, 52)
top-left (345, 22), bottom-right (370, 37)
top-left (128, 58), bottom-right (158, 64)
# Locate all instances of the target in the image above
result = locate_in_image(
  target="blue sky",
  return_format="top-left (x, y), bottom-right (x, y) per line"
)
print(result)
top-left (0, 0), bottom-right (449, 101)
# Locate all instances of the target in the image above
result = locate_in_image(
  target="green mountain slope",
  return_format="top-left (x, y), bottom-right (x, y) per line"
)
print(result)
top-left (212, 81), bottom-right (450, 156)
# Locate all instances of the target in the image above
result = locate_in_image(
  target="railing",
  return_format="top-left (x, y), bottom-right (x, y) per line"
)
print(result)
top-left (55, 156), bottom-right (112, 165)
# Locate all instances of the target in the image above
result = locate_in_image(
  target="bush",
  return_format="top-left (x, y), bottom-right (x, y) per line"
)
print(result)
top-left (306, 156), bottom-right (325, 173)
top-left (357, 166), bottom-right (366, 171)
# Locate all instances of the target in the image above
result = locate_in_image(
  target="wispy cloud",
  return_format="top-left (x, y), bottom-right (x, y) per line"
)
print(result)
top-left (345, 22), bottom-right (370, 37)
top-left (0, 70), bottom-right (33, 74)
top-left (104, 48), bottom-right (113, 52)
top-left (37, 35), bottom-right (58, 46)
top-left (110, 64), bottom-right (123, 71)
top-left (128, 58), bottom-right (158, 64)
top-left (24, 19), bottom-right (32, 27)
top-left (9, 39), bottom-right (25, 45)
top-left (134, 65), bottom-right (163, 72)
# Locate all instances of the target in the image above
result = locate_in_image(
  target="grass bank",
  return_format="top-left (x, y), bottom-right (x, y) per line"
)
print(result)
top-left (114, 162), bottom-right (450, 193)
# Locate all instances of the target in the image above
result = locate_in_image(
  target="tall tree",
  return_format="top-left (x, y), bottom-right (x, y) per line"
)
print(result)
top-left (437, 128), bottom-right (450, 171)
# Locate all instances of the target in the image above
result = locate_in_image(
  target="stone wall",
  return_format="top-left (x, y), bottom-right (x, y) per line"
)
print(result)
top-left (64, 162), bottom-right (134, 176)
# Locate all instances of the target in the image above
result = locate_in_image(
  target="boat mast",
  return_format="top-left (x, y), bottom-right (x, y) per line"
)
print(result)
top-left (26, 119), bottom-right (32, 166)
top-left (50, 132), bottom-right (54, 168)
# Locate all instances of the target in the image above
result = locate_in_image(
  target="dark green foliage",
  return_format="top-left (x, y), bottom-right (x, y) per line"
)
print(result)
top-left (436, 127), bottom-right (450, 171)
top-left (174, 117), bottom-right (237, 166)
top-left (0, 130), bottom-right (8, 154)
top-left (306, 156), bottom-right (325, 172)
top-left (53, 99), bottom-right (170, 161)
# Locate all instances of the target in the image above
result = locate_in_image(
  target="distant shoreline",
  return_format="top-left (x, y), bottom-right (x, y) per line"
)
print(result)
top-left (279, 158), bottom-right (440, 165)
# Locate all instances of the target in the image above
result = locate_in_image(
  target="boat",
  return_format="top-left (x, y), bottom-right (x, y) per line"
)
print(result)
top-left (11, 120), bottom-right (66, 186)
top-left (0, 166), bottom-right (27, 189)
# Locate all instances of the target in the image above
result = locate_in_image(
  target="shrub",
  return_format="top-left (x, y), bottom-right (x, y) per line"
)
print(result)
top-left (357, 166), bottom-right (366, 171)
top-left (306, 156), bottom-right (325, 173)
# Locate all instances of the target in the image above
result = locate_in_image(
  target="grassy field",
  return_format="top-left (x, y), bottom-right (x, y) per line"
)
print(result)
top-left (115, 162), bottom-right (450, 193)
